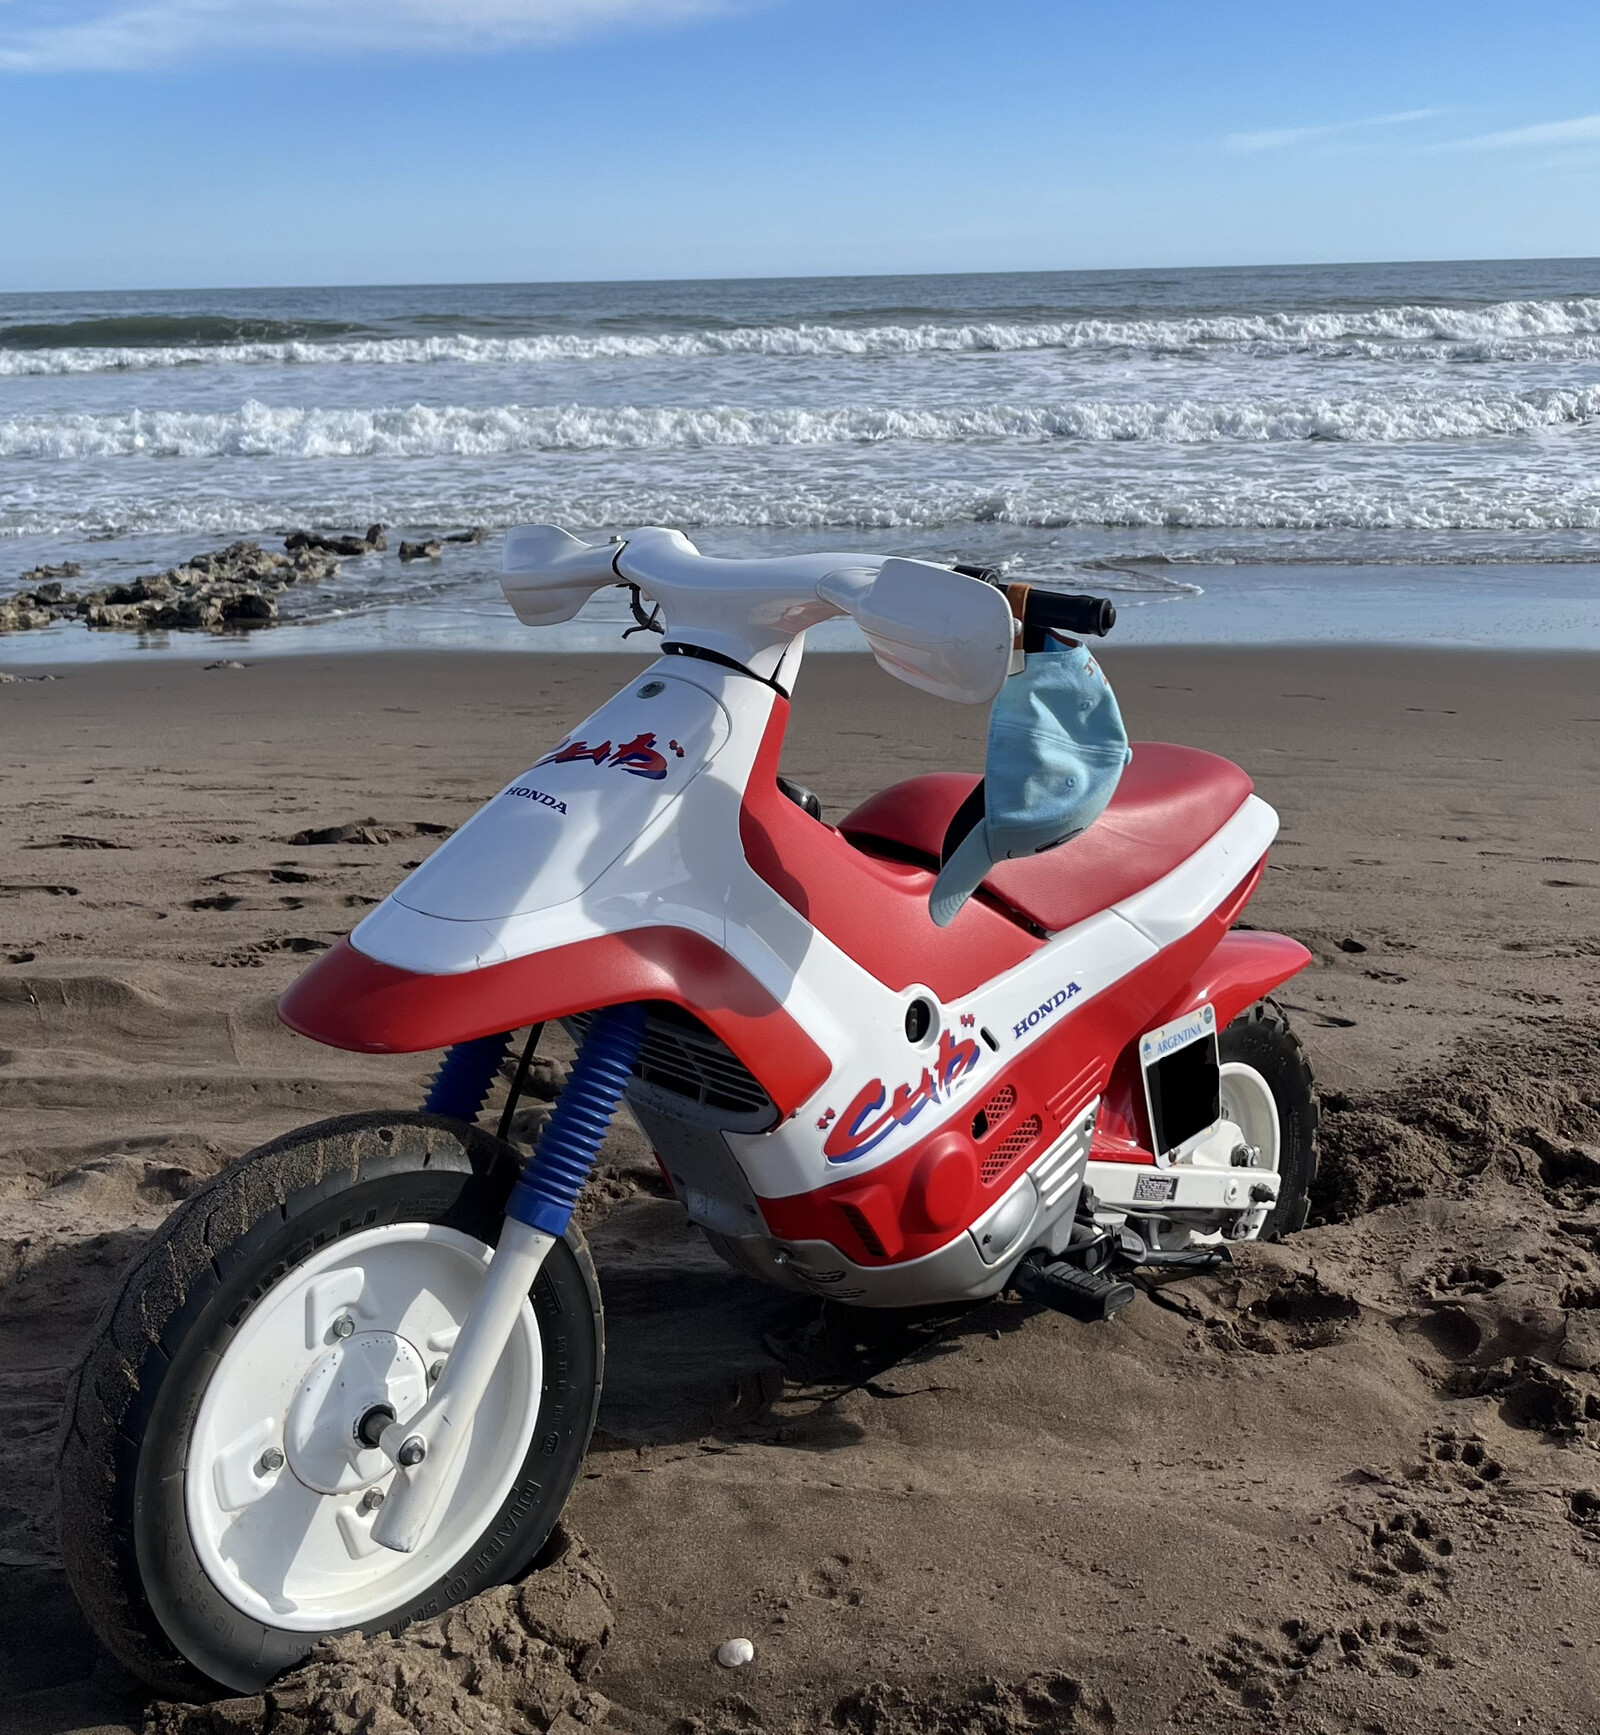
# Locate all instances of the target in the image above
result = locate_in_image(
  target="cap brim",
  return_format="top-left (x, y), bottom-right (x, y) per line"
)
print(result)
top-left (927, 818), bottom-right (993, 928)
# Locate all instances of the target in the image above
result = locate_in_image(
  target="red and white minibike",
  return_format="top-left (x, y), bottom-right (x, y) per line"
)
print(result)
top-left (59, 527), bottom-right (1315, 1696)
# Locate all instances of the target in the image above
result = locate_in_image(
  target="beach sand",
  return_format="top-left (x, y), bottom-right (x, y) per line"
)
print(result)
top-left (2, 645), bottom-right (1597, 1735)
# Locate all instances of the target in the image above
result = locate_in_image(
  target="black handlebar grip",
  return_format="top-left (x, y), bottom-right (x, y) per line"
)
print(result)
top-left (949, 564), bottom-right (1116, 640)
top-left (1025, 590), bottom-right (1117, 639)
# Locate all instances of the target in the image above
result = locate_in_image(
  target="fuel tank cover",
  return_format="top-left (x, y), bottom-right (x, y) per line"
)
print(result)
top-left (392, 676), bottom-right (729, 922)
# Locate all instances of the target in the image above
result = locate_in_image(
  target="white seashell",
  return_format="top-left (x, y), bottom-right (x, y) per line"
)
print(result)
top-left (715, 1638), bottom-right (755, 1668)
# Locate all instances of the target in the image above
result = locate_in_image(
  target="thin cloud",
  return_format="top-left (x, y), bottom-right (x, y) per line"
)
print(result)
top-left (1432, 114), bottom-right (1600, 152)
top-left (1226, 107), bottom-right (1445, 153)
top-left (0, 0), bottom-right (747, 72)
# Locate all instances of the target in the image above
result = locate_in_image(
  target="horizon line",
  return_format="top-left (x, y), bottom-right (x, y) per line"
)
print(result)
top-left (3, 252), bottom-right (1596, 301)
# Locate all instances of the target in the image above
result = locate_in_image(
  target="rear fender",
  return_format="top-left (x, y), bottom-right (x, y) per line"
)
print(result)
top-left (1094, 928), bottom-right (1312, 1162)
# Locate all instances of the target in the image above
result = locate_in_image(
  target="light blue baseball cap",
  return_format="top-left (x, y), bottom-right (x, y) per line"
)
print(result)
top-left (929, 636), bottom-right (1132, 928)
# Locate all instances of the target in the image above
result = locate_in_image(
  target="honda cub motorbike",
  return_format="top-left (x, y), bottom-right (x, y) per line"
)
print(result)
top-left (58, 527), bottom-right (1315, 1696)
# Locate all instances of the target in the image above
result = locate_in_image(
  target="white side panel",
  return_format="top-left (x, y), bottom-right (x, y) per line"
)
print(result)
top-left (1112, 794), bottom-right (1278, 949)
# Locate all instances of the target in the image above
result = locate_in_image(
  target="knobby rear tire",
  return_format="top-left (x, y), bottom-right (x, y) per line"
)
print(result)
top-left (54, 1111), bottom-right (603, 1698)
top-left (1218, 999), bottom-right (1318, 1238)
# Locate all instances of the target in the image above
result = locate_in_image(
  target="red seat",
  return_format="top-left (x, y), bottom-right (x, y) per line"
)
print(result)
top-left (838, 743), bottom-right (1253, 936)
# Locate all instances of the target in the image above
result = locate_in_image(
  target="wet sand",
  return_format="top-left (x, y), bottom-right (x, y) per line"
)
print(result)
top-left (2, 645), bottom-right (1597, 1735)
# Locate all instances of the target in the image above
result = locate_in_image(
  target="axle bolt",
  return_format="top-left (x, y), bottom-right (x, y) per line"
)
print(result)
top-left (397, 1435), bottom-right (427, 1467)
top-left (356, 1402), bottom-right (396, 1449)
top-left (358, 1488), bottom-right (385, 1514)
top-left (258, 1446), bottom-right (285, 1474)
top-left (332, 1314), bottom-right (356, 1340)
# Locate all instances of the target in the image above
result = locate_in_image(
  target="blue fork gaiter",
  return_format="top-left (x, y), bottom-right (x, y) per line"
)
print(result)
top-left (507, 1002), bottom-right (647, 1237)
top-left (424, 1031), bottom-right (512, 1122)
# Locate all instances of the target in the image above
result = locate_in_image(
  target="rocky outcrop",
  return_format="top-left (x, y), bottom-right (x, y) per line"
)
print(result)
top-left (3, 525), bottom-right (490, 635)
top-left (1, 540), bottom-right (340, 635)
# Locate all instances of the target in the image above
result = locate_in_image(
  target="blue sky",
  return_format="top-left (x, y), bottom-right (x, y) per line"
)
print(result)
top-left (0, 0), bottom-right (1595, 290)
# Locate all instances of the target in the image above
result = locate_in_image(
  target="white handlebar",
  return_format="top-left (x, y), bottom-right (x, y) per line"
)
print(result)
top-left (501, 524), bottom-right (1013, 704)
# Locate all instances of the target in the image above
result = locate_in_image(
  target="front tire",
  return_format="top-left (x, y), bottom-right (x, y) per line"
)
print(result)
top-left (55, 1112), bottom-right (603, 1697)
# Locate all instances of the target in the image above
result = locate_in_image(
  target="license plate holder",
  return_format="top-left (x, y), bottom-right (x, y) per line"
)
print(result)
top-left (1139, 1004), bottom-right (1220, 1166)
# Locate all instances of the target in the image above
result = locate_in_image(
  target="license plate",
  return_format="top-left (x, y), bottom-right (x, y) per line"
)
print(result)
top-left (1139, 1004), bottom-right (1220, 1163)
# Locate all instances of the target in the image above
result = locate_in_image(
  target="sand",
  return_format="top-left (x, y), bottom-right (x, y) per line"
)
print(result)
top-left (2, 644), bottom-right (1597, 1735)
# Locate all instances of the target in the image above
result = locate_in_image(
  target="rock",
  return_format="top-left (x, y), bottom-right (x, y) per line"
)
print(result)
top-left (285, 528), bottom-right (370, 557)
top-left (285, 525), bottom-right (386, 558)
top-left (221, 591), bottom-right (277, 623)
top-left (0, 602), bottom-right (54, 632)
top-left (399, 539), bottom-right (443, 561)
top-left (17, 561), bottom-right (81, 583)
top-left (444, 526), bottom-right (487, 543)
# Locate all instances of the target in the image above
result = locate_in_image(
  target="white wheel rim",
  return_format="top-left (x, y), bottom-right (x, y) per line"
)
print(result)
top-left (185, 1223), bottom-right (541, 1631)
top-left (1218, 1061), bottom-right (1281, 1177)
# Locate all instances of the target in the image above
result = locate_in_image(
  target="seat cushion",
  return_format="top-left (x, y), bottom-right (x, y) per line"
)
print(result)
top-left (839, 743), bottom-right (1254, 935)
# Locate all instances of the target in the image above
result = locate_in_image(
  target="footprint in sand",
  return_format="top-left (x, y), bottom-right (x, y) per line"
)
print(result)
top-left (287, 818), bottom-right (453, 846)
top-left (23, 834), bottom-right (131, 850)
top-left (212, 936), bottom-right (332, 969)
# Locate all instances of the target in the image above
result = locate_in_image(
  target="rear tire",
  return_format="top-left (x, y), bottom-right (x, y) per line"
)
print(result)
top-left (55, 1112), bottom-right (603, 1697)
top-left (1217, 1000), bottom-right (1318, 1239)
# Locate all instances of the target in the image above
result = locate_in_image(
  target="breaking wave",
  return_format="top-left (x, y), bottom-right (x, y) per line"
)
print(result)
top-left (3, 298), bottom-right (1598, 374)
top-left (0, 313), bottom-right (363, 351)
top-left (5, 386), bottom-right (1596, 459)
top-left (6, 478), bottom-right (1596, 541)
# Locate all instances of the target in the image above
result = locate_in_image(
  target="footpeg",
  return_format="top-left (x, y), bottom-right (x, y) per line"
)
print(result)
top-left (1014, 1257), bottom-right (1136, 1322)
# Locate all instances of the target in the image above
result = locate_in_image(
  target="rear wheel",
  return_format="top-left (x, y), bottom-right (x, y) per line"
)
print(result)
top-left (1216, 1000), bottom-right (1318, 1239)
top-left (55, 1112), bottom-right (603, 1697)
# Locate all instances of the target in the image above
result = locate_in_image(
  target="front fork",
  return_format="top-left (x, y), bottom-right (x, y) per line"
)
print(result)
top-left (370, 1004), bottom-right (646, 1554)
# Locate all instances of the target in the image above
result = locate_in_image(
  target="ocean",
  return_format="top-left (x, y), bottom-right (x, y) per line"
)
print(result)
top-left (1, 258), bottom-right (1596, 661)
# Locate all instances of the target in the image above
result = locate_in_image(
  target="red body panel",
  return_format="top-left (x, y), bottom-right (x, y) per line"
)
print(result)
top-left (840, 744), bottom-right (1254, 935)
top-left (277, 929), bottom-right (831, 1118)
top-left (740, 699), bottom-right (1042, 997)
top-left (757, 884), bottom-right (1308, 1265)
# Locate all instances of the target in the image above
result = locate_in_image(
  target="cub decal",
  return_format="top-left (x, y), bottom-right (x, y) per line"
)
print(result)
top-left (823, 1029), bottom-right (983, 1165)
top-left (536, 730), bottom-right (685, 781)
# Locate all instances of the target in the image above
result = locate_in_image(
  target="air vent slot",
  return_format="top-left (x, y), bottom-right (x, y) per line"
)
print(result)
top-left (981, 1114), bottom-right (1043, 1185)
top-left (838, 1203), bottom-right (887, 1259)
top-left (971, 1084), bottom-right (1017, 1141)
top-left (567, 1002), bottom-right (776, 1129)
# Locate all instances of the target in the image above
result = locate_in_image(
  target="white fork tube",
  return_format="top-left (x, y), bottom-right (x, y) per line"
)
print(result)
top-left (370, 1217), bottom-right (554, 1554)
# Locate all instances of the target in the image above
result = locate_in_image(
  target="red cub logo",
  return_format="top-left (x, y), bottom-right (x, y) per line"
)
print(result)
top-left (823, 1029), bottom-right (982, 1164)
top-left (536, 730), bottom-right (684, 781)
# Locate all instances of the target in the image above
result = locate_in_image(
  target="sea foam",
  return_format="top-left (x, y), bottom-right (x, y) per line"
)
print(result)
top-left (3, 297), bottom-right (1597, 375)
top-left (4, 386), bottom-right (1595, 460)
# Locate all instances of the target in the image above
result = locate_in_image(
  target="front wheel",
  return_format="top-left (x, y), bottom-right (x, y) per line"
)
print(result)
top-left (55, 1113), bottom-right (603, 1697)
top-left (1216, 999), bottom-right (1318, 1239)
